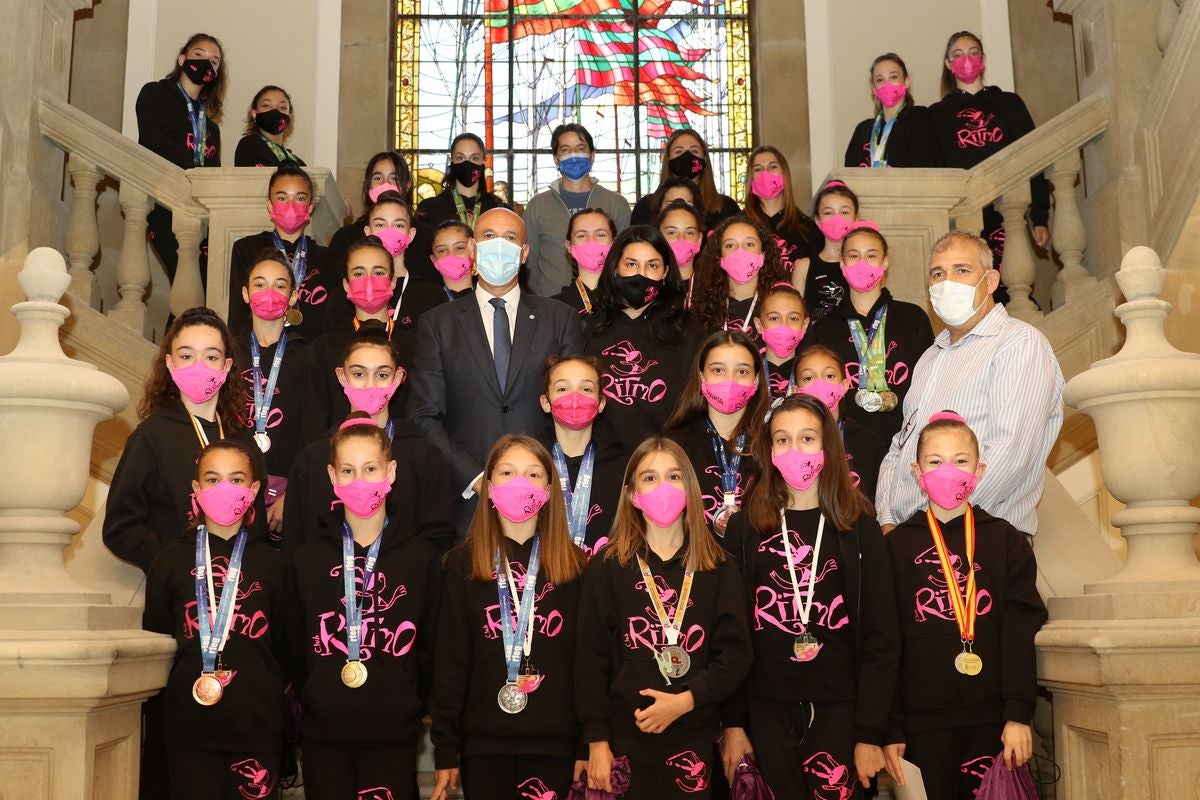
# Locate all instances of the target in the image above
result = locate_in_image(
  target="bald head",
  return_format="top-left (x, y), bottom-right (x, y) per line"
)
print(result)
top-left (474, 207), bottom-right (526, 245)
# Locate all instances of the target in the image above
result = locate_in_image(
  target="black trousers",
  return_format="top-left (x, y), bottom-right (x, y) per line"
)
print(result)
top-left (164, 747), bottom-right (280, 800)
top-left (461, 754), bottom-right (574, 799)
top-left (613, 731), bottom-right (716, 799)
top-left (746, 697), bottom-right (860, 800)
top-left (903, 723), bottom-right (1004, 800)
top-left (300, 739), bottom-right (417, 800)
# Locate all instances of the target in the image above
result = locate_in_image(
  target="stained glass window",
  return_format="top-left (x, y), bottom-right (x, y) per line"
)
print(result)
top-left (393, 1), bottom-right (753, 207)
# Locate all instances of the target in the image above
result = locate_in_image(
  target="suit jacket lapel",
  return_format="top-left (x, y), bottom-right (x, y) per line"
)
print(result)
top-left (504, 295), bottom-right (539, 396)
top-left (456, 300), bottom-right (503, 399)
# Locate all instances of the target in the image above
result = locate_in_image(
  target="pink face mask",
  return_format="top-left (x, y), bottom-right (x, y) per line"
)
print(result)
top-left (842, 259), bottom-right (886, 292)
top-left (550, 392), bottom-right (600, 430)
top-left (701, 379), bottom-right (759, 414)
top-left (434, 255), bottom-right (473, 282)
top-left (333, 478), bottom-right (391, 518)
top-left (771, 449), bottom-right (825, 491)
top-left (817, 215), bottom-right (855, 243)
top-left (368, 183), bottom-right (401, 203)
top-left (873, 82), bottom-right (908, 108)
top-left (670, 239), bottom-right (701, 269)
top-left (949, 54), bottom-right (985, 83)
top-left (631, 482), bottom-right (688, 528)
top-left (571, 241), bottom-right (611, 274)
top-left (760, 324), bottom-right (805, 359)
top-left (374, 227), bottom-right (411, 257)
top-left (750, 171), bottom-right (785, 200)
top-left (798, 378), bottom-right (846, 412)
top-left (919, 463), bottom-right (978, 510)
top-left (490, 475), bottom-right (550, 523)
top-left (193, 481), bottom-right (255, 526)
top-left (170, 361), bottom-right (228, 404)
top-left (343, 379), bottom-right (401, 415)
top-left (346, 275), bottom-right (394, 314)
top-left (720, 248), bottom-right (765, 283)
top-left (269, 201), bottom-right (310, 235)
top-left (248, 288), bottom-right (289, 320)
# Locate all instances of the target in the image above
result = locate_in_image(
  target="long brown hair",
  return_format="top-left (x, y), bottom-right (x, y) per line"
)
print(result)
top-left (743, 145), bottom-right (819, 243)
top-left (746, 394), bottom-right (872, 532)
top-left (658, 129), bottom-right (723, 218)
top-left (603, 437), bottom-right (726, 571)
top-left (665, 330), bottom-right (771, 441)
top-left (243, 84), bottom-right (292, 136)
top-left (466, 435), bottom-right (587, 585)
top-left (940, 31), bottom-right (984, 97)
top-left (868, 53), bottom-right (915, 114)
top-left (138, 307), bottom-right (243, 432)
top-left (164, 33), bottom-right (227, 121)
top-left (690, 215), bottom-right (789, 332)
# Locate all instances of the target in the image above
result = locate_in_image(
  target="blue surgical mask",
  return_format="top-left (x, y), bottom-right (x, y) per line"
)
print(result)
top-left (475, 237), bottom-right (523, 286)
top-left (558, 155), bottom-right (592, 182)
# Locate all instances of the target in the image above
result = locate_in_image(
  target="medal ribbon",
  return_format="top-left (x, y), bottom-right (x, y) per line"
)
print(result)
top-left (704, 419), bottom-right (745, 507)
top-left (551, 442), bottom-right (595, 548)
top-left (342, 521), bottom-right (384, 663)
top-left (780, 512), bottom-right (825, 632)
top-left (194, 525), bottom-right (248, 672)
top-left (869, 107), bottom-right (902, 167)
top-left (352, 315), bottom-right (395, 341)
top-left (260, 134), bottom-right (291, 164)
top-left (848, 305), bottom-right (889, 393)
top-left (575, 279), bottom-right (593, 314)
top-left (272, 232), bottom-right (308, 289)
top-left (176, 83), bottom-right (207, 167)
top-left (452, 189), bottom-right (477, 226)
top-left (926, 506), bottom-right (977, 645)
top-left (724, 292), bottom-right (758, 334)
top-left (250, 331), bottom-right (288, 437)
top-left (389, 275), bottom-right (411, 323)
top-left (189, 414), bottom-right (225, 450)
top-left (496, 537), bottom-right (541, 683)
top-left (635, 555), bottom-right (694, 647)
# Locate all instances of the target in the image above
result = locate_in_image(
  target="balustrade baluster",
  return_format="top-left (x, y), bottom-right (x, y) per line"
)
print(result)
top-left (110, 185), bottom-right (152, 338)
top-left (1048, 150), bottom-right (1095, 309)
top-left (996, 185), bottom-right (1042, 321)
top-left (170, 214), bottom-right (206, 318)
top-left (64, 156), bottom-right (101, 308)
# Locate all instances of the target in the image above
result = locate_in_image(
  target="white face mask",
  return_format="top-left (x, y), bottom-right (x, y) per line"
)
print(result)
top-left (928, 272), bottom-right (987, 326)
top-left (474, 237), bottom-right (522, 286)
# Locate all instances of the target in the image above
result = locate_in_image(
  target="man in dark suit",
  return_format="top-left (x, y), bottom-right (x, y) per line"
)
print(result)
top-left (408, 207), bottom-right (584, 537)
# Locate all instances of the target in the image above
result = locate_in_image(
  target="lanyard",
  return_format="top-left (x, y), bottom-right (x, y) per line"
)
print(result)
top-left (352, 315), bottom-right (395, 341)
top-left (389, 275), bottom-right (411, 323)
top-left (260, 134), bottom-right (291, 164)
top-left (635, 554), bottom-right (694, 647)
top-left (869, 107), bottom-right (902, 167)
top-left (575, 279), bottom-right (594, 314)
top-left (685, 275), bottom-right (695, 310)
top-left (194, 525), bottom-right (247, 671)
top-left (926, 506), bottom-right (977, 644)
top-left (848, 304), bottom-right (889, 392)
top-left (189, 414), bottom-right (224, 449)
top-left (384, 419), bottom-right (395, 443)
top-left (272, 232), bottom-right (308, 288)
top-left (250, 331), bottom-right (288, 436)
top-left (550, 442), bottom-right (595, 547)
top-left (452, 189), bottom-right (477, 226)
top-left (725, 292), bottom-right (758, 333)
top-left (762, 353), bottom-right (794, 398)
top-left (704, 418), bottom-right (745, 499)
top-left (496, 537), bottom-right (541, 682)
top-left (781, 511), bottom-right (825, 631)
top-left (342, 521), bottom-right (384, 663)
top-left (176, 83), bottom-right (206, 167)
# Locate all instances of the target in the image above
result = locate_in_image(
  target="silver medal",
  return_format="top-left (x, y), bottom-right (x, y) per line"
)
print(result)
top-left (711, 501), bottom-right (737, 538)
top-left (855, 389), bottom-right (883, 413)
top-left (657, 644), bottom-right (692, 680)
top-left (497, 681), bottom-right (529, 714)
top-left (253, 431), bottom-right (272, 453)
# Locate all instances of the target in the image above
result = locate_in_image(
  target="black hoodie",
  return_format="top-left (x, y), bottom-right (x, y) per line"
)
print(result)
top-left (233, 329), bottom-right (311, 482)
top-left (537, 429), bottom-right (627, 559)
top-left (667, 416), bottom-right (760, 533)
top-left (885, 506), bottom-right (1047, 737)
top-left (804, 255), bottom-right (849, 323)
top-left (721, 508), bottom-right (900, 745)
top-left (136, 78), bottom-right (221, 169)
top-left (430, 537), bottom-right (585, 769)
top-left (575, 546), bottom-right (752, 746)
top-left (843, 104), bottom-right (939, 168)
top-left (228, 231), bottom-right (339, 341)
top-left (282, 415), bottom-right (454, 552)
top-left (809, 289), bottom-right (935, 446)
top-left (143, 524), bottom-right (287, 752)
top-left (233, 134), bottom-right (306, 168)
top-left (103, 401), bottom-right (269, 573)
top-left (283, 502), bottom-right (442, 747)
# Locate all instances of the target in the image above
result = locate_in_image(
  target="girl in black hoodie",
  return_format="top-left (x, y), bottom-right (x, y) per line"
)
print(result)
top-left (143, 440), bottom-right (287, 800)
top-left (576, 436), bottom-right (752, 799)
top-left (284, 415), bottom-right (442, 798)
top-left (718, 394), bottom-right (900, 798)
top-left (431, 435), bottom-right (589, 800)
top-left (665, 330), bottom-right (769, 538)
top-left (883, 412), bottom-right (1047, 800)
top-left (843, 53), bottom-right (938, 168)
top-left (689, 216), bottom-right (790, 337)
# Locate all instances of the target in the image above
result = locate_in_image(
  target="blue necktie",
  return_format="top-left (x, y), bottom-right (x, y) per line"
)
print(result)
top-left (490, 297), bottom-right (510, 391)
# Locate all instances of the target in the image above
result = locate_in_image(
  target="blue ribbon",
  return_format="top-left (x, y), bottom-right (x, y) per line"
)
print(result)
top-left (495, 537), bottom-right (541, 683)
top-left (551, 442), bottom-right (595, 548)
top-left (869, 110), bottom-right (901, 167)
top-left (176, 83), bottom-right (207, 167)
top-left (250, 331), bottom-right (288, 436)
top-left (342, 521), bottom-right (384, 663)
top-left (272, 232), bottom-right (308, 288)
top-left (194, 525), bottom-right (248, 673)
top-left (704, 419), bottom-right (746, 498)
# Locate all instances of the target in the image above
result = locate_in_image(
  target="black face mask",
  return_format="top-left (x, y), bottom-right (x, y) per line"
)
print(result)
top-left (668, 150), bottom-right (706, 179)
top-left (613, 273), bottom-right (666, 309)
top-left (450, 160), bottom-right (484, 188)
top-left (255, 109), bottom-right (291, 135)
top-left (181, 58), bottom-right (219, 85)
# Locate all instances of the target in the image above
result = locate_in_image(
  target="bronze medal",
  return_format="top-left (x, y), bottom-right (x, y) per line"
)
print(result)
top-left (879, 391), bottom-right (898, 412)
top-left (192, 673), bottom-right (224, 706)
top-left (284, 307), bottom-right (304, 328)
top-left (340, 659), bottom-right (368, 688)
top-left (954, 651), bottom-right (983, 676)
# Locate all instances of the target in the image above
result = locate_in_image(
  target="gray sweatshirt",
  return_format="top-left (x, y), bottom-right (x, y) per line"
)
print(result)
top-left (523, 177), bottom-right (632, 296)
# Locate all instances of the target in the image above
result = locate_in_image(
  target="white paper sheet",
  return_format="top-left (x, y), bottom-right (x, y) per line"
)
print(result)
top-left (890, 758), bottom-right (928, 800)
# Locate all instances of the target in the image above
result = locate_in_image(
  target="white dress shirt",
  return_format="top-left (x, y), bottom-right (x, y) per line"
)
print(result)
top-left (874, 304), bottom-right (1065, 535)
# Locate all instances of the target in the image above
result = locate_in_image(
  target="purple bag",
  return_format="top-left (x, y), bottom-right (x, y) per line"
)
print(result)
top-left (975, 753), bottom-right (1038, 800)
top-left (730, 756), bottom-right (775, 800)
top-left (567, 755), bottom-right (632, 800)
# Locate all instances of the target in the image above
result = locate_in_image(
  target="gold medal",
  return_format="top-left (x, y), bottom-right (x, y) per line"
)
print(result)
top-left (954, 651), bottom-right (983, 676)
top-left (284, 307), bottom-right (303, 327)
top-left (879, 391), bottom-right (898, 412)
top-left (340, 659), bottom-right (368, 688)
top-left (192, 673), bottom-right (224, 706)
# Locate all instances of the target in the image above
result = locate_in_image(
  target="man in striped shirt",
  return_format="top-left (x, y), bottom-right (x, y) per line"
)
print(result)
top-left (875, 230), bottom-right (1064, 535)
